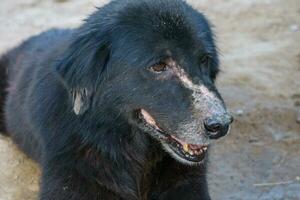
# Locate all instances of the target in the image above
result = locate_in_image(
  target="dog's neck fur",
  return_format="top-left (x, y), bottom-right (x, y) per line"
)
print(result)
top-left (76, 114), bottom-right (165, 199)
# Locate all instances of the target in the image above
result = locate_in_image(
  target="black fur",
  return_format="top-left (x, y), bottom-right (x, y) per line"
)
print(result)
top-left (0, 53), bottom-right (8, 133)
top-left (0, 0), bottom-right (227, 199)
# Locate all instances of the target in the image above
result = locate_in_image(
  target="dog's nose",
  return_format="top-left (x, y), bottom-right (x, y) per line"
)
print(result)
top-left (204, 114), bottom-right (233, 139)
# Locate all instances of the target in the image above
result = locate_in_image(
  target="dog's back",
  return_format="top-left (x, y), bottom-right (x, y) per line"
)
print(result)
top-left (0, 29), bottom-right (72, 160)
top-left (0, 29), bottom-right (67, 132)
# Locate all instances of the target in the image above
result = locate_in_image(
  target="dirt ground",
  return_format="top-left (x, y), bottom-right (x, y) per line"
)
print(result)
top-left (0, 0), bottom-right (299, 199)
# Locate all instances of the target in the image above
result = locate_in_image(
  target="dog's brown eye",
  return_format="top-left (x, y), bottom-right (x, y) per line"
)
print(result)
top-left (200, 54), bottom-right (211, 65)
top-left (150, 63), bottom-right (167, 73)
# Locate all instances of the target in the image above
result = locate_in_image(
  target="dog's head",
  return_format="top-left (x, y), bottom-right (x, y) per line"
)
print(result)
top-left (57, 0), bottom-right (233, 165)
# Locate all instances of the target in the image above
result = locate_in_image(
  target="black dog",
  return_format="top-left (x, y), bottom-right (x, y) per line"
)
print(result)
top-left (0, 0), bottom-right (233, 199)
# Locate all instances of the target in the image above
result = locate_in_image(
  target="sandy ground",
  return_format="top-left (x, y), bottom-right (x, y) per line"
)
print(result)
top-left (0, 0), bottom-right (299, 199)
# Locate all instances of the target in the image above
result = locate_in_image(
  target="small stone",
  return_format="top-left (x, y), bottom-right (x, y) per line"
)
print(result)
top-left (236, 109), bottom-right (244, 116)
top-left (290, 24), bottom-right (299, 32)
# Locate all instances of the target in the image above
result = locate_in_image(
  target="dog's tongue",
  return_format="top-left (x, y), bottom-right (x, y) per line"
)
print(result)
top-left (170, 135), bottom-right (207, 151)
top-left (189, 144), bottom-right (204, 150)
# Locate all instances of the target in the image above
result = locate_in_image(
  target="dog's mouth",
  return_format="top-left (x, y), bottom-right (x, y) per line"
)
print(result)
top-left (137, 109), bottom-right (208, 163)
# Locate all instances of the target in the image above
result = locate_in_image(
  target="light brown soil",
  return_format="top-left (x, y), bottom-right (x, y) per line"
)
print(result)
top-left (0, 0), bottom-right (299, 199)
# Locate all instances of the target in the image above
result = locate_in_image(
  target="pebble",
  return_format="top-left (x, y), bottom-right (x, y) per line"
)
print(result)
top-left (290, 24), bottom-right (299, 32)
top-left (236, 109), bottom-right (244, 116)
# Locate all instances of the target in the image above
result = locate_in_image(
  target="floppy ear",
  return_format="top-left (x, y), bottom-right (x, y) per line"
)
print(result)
top-left (56, 34), bottom-right (110, 115)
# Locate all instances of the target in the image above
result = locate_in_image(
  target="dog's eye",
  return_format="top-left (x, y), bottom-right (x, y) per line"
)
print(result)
top-left (200, 54), bottom-right (211, 65)
top-left (150, 63), bottom-right (167, 73)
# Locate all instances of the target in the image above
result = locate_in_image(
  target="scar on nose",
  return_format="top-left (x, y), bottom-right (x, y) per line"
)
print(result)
top-left (166, 59), bottom-right (216, 99)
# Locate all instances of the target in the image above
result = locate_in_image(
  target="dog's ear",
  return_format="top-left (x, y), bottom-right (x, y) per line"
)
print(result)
top-left (56, 34), bottom-right (110, 115)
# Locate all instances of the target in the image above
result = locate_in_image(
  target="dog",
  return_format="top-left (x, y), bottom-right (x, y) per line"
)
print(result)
top-left (0, 0), bottom-right (233, 199)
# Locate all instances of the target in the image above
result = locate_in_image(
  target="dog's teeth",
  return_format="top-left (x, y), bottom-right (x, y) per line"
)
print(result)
top-left (183, 144), bottom-right (189, 152)
top-left (203, 147), bottom-right (208, 151)
top-left (188, 150), bottom-right (194, 155)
